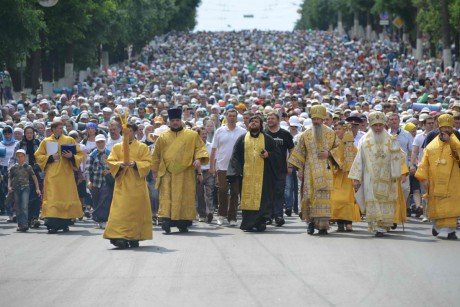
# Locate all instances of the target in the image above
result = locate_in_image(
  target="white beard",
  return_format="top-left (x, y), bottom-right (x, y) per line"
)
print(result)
top-left (370, 129), bottom-right (387, 145)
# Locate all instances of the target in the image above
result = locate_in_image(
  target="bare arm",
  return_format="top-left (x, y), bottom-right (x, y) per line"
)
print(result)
top-left (209, 147), bottom-right (217, 175)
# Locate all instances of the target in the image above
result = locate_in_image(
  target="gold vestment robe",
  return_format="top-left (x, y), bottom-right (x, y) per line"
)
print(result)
top-left (330, 131), bottom-right (361, 222)
top-left (34, 134), bottom-right (84, 219)
top-left (152, 129), bottom-right (209, 221)
top-left (348, 132), bottom-right (408, 231)
top-left (103, 140), bottom-right (153, 240)
top-left (415, 135), bottom-right (460, 229)
top-left (288, 125), bottom-right (338, 221)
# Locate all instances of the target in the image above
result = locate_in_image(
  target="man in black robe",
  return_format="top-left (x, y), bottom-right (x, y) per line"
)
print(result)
top-left (227, 116), bottom-right (281, 232)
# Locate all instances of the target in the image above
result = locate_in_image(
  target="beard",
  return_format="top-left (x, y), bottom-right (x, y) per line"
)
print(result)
top-left (170, 126), bottom-right (183, 132)
top-left (371, 130), bottom-right (386, 145)
top-left (249, 127), bottom-right (261, 137)
top-left (313, 124), bottom-right (323, 142)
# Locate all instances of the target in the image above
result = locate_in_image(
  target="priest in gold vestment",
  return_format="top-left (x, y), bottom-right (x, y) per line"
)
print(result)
top-left (152, 108), bottom-right (209, 234)
top-left (289, 105), bottom-right (339, 235)
top-left (227, 115), bottom-right (281, 232)
top-left (330, 121), bottom-right (361, 232)
top-left (348, 112), bottom-right (408, 237)
top-left (35, 121), bottom-right (84, 233)
top-left (415, 114), bottom-right (460, 240)
top-left (103, 123), bottom-right (152, 248)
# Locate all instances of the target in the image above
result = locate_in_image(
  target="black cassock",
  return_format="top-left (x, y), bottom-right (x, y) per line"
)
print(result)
top-left (227, 132), bottom-right (282, 231)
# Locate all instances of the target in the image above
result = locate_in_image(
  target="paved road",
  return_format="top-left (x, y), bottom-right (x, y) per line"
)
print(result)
top-left (0, 214), bottom-right (459, 306)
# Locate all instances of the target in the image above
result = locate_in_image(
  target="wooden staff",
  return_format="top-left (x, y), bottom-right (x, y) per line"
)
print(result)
top-left (115, 108), bottom-right (130, 165)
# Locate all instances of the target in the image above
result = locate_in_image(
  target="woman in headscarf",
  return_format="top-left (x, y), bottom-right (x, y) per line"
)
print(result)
top-left (12, 126), bottom-right (42, 228)
top-left (0, 126), bottom-right (19, 220)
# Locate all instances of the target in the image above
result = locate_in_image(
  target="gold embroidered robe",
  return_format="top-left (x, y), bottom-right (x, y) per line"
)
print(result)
top-left (288, 125), bottom-right (338, 221)
top-left (348, 131), bottom-right (408, 231)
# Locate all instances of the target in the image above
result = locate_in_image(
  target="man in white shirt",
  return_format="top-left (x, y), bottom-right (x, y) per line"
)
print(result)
top-left (410, 115), bottom-right (435, 221)
top-left (106, 120), bottom-right (123, 150)
top-left (210, 109), bottom-right (246, 226)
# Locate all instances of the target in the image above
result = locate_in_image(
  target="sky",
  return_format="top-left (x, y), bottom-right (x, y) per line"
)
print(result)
top-left (195, 0), bottom-right (303, 32)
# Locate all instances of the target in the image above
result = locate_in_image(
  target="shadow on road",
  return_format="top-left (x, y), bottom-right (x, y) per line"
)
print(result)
top-left (109, 245), bottom-right (177, 253)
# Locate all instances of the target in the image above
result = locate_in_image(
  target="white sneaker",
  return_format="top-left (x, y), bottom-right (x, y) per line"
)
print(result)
top-left (422, 217), bottom-right (429, 222)
top-left (217, 216), bottom-right (225, 226)
top-left (229, 220), bottom-right (238, 227)
top-left (198, 217), bottom-right (205, 222)
top-left (99, 222), bottom-right (106, 229)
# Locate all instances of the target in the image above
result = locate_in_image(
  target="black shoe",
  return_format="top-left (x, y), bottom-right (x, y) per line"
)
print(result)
top-left (111, 239), bottom-right (128, 249)
top-left (375, 232), bottom-right (384, 237)
top-left (391, 223), bottom-right (397, 230)
top-left (275, 217), bottom-right (285, 227)
top-left (255, 223), bottom-right (266, 232)
top-left (265, 218), bottom-right (273, 225)
top-left (162, 222), bottom-right (171, 234)
top-left (415, 207), bottom-right (423, 218)
top-left (285, 209), bottom-right (292, 217)
top-left (406, 208), bottom-right (412, 217)
top-left (206, 213), bottom-right (213, 223)
top-left (84, 211), bottom-right (91, 218)
top-left (318, 229), bottom-right (328, 235)
top-left (47, 228), bottom-right (58, 234)
top-left (17, 226), bottom-right (28, 232)
top-left (432, 228), bottom-right (439, 237)
top-left (128, 240), bottom-right (140, 248)
top-left (62, 226), bottom-right (69, 232)
top-left (178, 227), bottom-right (188, 233)
top-left (30, 219), bottom-right (40, 228)
top-left (337, 224), bottom-right (345, 232)
top-left (447, 232), bottom-right (457, 240)
top-left (307, 222), bottom-right (315, 235)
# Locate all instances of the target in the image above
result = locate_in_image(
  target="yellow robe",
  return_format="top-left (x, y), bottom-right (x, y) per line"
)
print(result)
top-left (415, 135), bottom-right (460, 229)
top-left (103, 140), bottom-right (153, 240)
top-left (34, 134), bottom-right (84, 219)
top-left (330, 132), bottom-right (361, 222)
top-left (288, 125), bottom-right (338, 221)
top-left (152, 129), bottom-right (209, 221)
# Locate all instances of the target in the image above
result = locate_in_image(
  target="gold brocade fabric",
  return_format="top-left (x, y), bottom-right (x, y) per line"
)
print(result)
top-left (34, 134), bottom-right (84, 219)
top-left (103, 140), bottom-right (153, 240)
top-left (152, 129), bottom-right (209, 220)
top-left (240, 133), bottom-right (265, 211)
top-left (288, 125), bottom-right (338, 220)
top-left (415, 135), bottom-right (460, 221)
top-left (348, 132), bottom-right (407, 227)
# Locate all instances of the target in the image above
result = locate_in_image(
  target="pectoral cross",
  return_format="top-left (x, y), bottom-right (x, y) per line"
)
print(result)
top-left (375, 149), bottom-right (386, 159)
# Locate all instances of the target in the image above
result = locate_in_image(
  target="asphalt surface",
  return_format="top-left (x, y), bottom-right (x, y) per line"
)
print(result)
top-left (1, 214), bottom-right (459, 307)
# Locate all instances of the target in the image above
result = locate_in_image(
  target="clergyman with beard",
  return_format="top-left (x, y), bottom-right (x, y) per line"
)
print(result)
top-left (226, 115), bottom-right (282, 232)
top-left (288, 105), bottom-right (339, 235)
top-left (348, 111), bottom-right (408, 238)
top-left (152, 107), bottom-right (209, 234)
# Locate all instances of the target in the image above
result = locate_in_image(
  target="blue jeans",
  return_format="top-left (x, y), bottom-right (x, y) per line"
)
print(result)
top-left (14, 186), bottom-right (30, 227)
top-left (284, 170), bottom-right (298, 212)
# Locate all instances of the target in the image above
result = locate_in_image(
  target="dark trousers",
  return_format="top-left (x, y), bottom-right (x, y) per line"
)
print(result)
top-left (273, 175), bottom-right (287, 218)
top-left (217, 170), bottom-right (239, 221)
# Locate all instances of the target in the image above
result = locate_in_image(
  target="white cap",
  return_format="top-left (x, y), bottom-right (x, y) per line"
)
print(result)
top-left (95, 134), bottom-right (106, 142)
top-left (16, 149), bottom-right (26, 155)
top-left (289, 116), bottom-right (302, 127)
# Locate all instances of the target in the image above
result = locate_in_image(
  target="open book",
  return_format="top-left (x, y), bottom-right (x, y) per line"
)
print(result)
top-left (46, 142), bottom-right (58, 155)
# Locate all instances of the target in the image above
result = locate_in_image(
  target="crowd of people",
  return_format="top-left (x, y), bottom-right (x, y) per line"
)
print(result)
top-left (1, 30), bottom-right (460, 248)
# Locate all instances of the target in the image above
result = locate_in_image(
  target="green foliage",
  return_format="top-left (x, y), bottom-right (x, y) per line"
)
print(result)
top-left (1, 0), bottom-right (201, 74)
top-left (0, 0), bottom-right (45, 67)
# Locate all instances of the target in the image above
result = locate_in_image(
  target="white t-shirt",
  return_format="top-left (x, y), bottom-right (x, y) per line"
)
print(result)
top-left (201, 142), bottom-right (213, 171)
top-left (107, 135), bottom-right (123, 150)
top-left (412, 132), bottom-right (428, 164)
top-left (212, 125), bottom-right (246, 171)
